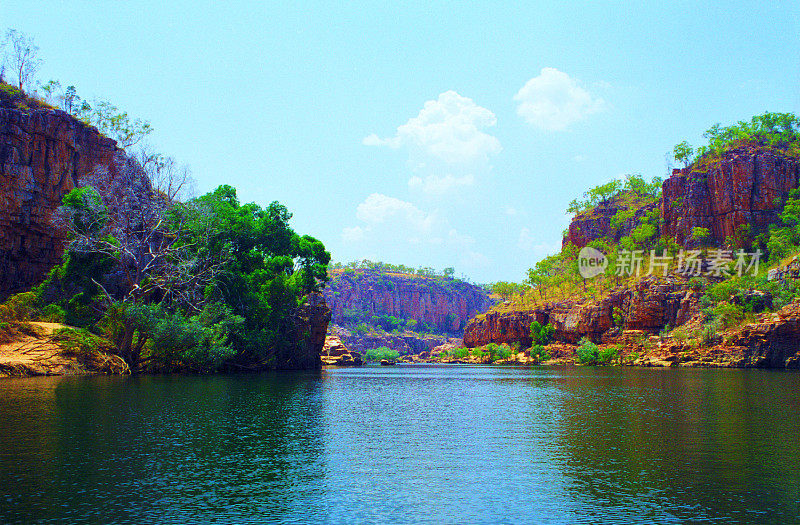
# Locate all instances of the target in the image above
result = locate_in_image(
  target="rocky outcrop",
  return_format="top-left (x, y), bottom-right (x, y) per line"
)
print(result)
top-left (563, 196), bottom-right (656, 249)
top-left (0, 106), bottom-right (120, 298)
top-left (564, 146), bottom-right (800, 250)
top-left (463, 276), bottom-right (701, 347)
top-left (324, 269), bottom-right (493, 333)
top-left (320, 335), bottom-right (363, 366)
top-left (727, 302), bottom-right (800, 368)
top-left (0, 322), bottom-right (128, 378)
top-left (286, 293), bottom-right (332, 370)
top-left (329, 324), bottom-right (452, 356)
top-left (663, 146), bottom-right (800, 247)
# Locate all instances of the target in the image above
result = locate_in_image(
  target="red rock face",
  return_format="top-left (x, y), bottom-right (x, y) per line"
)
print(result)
top-left (661, 147), bottom-right (800, 247)
top-left (563, 147), bottom-right (800, 250)
top-left (323, 269), bottom-right (493, 333)
top-left (463, 277), bottom-right (701, 347)
top-left (288, 293), bottom-right (331, 370)
top-left (0, 107), bottom-right (120, 297)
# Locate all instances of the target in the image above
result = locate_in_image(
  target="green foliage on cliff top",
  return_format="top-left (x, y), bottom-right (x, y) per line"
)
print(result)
top-left (676, 112), bottom-right (800, 169)
top-left (567, 173), bottom-right (662, 215)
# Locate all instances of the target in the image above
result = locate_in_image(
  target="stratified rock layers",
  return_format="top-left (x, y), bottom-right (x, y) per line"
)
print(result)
top-left (0, 108), bottom-right (119, 297)
top-left (563, 147), bottom-right (800, 250)
top-left (463, 277), bottom-right (700, 347)
top-left (324, 269), bottom-right (493, 333)
top-left (662, 147), bottom-right (800, 247)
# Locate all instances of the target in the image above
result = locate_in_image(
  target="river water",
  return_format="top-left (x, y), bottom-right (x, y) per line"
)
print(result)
top-left (0, 365), bottom-right (798, 524)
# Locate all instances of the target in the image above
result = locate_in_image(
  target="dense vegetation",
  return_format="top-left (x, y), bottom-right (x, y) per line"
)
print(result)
top-left (0, 29), bottom-right (331, 372)
top-left (364, 346), bottom-right (400, 362)
top-left (330, 259), bottom-right (457, 280)
top-left (6, 176), bottom-right (330, 372)
top-left (673, 112), bottom-right (800, 168)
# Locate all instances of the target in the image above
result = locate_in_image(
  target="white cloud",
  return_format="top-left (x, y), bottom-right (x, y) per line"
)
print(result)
top-left (408, 173), bottom-right (475, 195)
top-left (572, 154), bottom-right (586, 163)
top-left (342, 194), bottom-right (490, 270)
top-left (363, 90), bottom-right (501, 166)
top-left (342, 226), bottom-right (365, 243)
top-left (514, 68), bottom-right (605, 131)
top-left (518, 227), bottom-right (536, 251)
top-left (355, 193), bottom-right (436, 233)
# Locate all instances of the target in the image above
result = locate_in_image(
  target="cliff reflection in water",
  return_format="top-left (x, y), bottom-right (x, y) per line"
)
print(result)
top-left (1, 367), bottom-right (799, 524)
top-left (0, 373), bottom-right (327, 523)
top-left (553, 368), bottom-right (800, 523)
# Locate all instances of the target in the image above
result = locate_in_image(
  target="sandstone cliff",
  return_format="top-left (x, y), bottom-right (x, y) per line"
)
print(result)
top-left (463, 276), bottom-right (700, 347)
top-left (323, 269), bottom-right (493, 333)
top-left (563, 146), bottom-right (800, 250)
top-left (662, 146), bottom-right (800, 247)
top-left (563, 194), bottom-right (656, 249)
top-left (0, 105), bottom-right (120, 298)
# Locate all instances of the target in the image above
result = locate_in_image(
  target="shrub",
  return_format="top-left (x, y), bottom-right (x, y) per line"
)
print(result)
top-left (471, 348), bottom-right (485, 360)
top-left (0, 292), bottom-right (38, 322)
top-left (40, 304), bottom-right (66, 323)
top-left (699, 323), bottom-right (717, 346)
top-left (0, 83), bottom-right (25, 106)
top-left (364, 346), bottom-right (399, 362)
top-left (598, 345), bottom-right (620, 364)
top-left (530, 344), bottom-right (551, 362)
top-left (495, 344), bottom-right (513, 361)
top-left (612, 307), bottom-right (624, 327)
top-left (707, 302), bottom-right (745, 330)
top-left (451, 346), bottom-right (469, 359)
top-left (576, 337), bottom-right (600, 365)
top-left (530, 321), bottom-right (554, 346)
top-left (671, 327), bottom-right (690, 342)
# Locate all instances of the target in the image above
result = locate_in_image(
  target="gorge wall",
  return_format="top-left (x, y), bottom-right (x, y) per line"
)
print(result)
top-left (661, 146), bottom-right (800, 247)
top-left (563, 147), bottom-right (800, 250)
top-left (323, 269), bottom-right (493, 333)
top-left (0, 105), bottom-right (120, 298)
top-left (463, 276), bottom-right (700, 347)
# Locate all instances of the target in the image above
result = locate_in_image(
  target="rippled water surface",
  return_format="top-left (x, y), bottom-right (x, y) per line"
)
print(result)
top-left (1, 365), bottom-right (799, 524)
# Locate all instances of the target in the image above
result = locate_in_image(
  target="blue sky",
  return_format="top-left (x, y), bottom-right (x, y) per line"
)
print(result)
top-left (4, 1), bottom-right (799, 283)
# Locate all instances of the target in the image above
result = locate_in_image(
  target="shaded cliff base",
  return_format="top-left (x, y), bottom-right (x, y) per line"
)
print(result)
top-left (329, 324), bottom-right (459, 356)
top-left (0, 322), bottom-right (128, 378)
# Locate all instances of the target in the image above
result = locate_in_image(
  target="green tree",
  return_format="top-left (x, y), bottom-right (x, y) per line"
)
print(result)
top-left (692, 227), bottom-right (712, 247)
top-left (673, 141), bottom-right (695, 167)
top-left (530, 321), bottom-right (554, 346)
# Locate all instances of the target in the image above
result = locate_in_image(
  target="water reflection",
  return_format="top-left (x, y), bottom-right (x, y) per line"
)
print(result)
top-left (553, 368), bottom-right (800, 523)
top-left (0, 367), bottom-right (798, 524)
top-left (0, 372), bottom-right (327, 523)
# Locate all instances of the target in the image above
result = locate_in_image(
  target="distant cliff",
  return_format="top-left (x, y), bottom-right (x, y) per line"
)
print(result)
top-left (0, 102), bottom-right (120, 298)
top-left (323, 269), bottom-right (493, 334)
